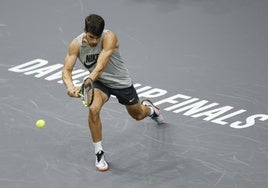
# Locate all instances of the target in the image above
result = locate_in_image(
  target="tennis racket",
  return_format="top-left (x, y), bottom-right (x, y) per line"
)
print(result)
top-left (78, 77), bottom-right (94, 107)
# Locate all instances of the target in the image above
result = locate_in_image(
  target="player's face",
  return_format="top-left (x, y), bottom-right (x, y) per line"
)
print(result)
top-left (85, 32), bottom-right (101, 47)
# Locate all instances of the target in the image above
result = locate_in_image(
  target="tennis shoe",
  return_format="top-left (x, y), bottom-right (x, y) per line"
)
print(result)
top-left (95, 150), bottom-right (109, 172)
top-left (141, 99), bottom-right (164, 124)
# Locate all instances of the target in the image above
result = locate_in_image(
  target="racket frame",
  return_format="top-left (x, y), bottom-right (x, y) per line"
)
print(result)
top-left (79, 77), bottom-right (94, 107)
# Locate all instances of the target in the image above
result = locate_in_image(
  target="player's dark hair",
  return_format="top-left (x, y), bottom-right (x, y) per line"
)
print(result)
top-left (84, 14), bottom-right (105, 36)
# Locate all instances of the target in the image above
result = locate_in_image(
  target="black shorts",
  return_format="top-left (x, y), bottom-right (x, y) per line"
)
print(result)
top-left (93, 81), bottom-right (139, 105)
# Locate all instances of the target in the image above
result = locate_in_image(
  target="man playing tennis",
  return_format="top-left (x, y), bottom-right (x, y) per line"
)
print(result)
top-left (62, 14), bottom-right (164, 171)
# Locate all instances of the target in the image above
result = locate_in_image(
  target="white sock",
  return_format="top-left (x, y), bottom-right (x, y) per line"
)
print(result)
top-left (93, 141), bottom-right (103, 154)
top-left (149, 106), bottom-right (154, 116)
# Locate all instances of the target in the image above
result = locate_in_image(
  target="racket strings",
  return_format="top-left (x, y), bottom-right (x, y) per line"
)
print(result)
top-left (79, 77), bottom-right (94, 107)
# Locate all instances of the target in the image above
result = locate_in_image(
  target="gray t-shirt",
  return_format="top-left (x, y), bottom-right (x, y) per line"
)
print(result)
top-left (76, 30), bottom-right (132, 89)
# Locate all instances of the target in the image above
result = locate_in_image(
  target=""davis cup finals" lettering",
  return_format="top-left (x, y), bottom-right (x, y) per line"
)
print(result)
top-left (8, 59), bottom-right (268, 129)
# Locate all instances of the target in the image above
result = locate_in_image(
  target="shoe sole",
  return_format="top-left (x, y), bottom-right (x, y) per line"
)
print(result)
top-left (96, 166), bottom-right (109, 172)
top-left (96, 162), bottom-right (109, 172)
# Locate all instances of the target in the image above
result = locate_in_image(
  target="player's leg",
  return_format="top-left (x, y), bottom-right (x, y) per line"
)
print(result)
top-left (125, 102), bottom-right (150, 120)
top-left (126, 101), bottom-right (164, 124)
top-left (88, 88), bottom-right (108, 143)
top-left (87, 82), bottom-right (110, 171)
top-left (110, 85), bottom-right (164, 124)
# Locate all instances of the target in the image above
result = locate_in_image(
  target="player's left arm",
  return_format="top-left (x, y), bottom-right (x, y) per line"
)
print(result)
top-left (87, 31), bottom-right (118, 85)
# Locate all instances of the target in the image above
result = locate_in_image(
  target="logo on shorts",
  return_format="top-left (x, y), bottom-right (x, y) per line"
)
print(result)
top-left (129, 97), bottom-right (136, 103)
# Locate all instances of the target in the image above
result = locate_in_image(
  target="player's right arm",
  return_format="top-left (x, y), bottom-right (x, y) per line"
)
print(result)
top-left (62, 39), bottom-right (80, 98)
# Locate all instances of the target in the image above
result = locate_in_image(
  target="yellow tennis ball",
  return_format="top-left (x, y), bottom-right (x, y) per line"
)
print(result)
top-left (82, 100), bottom-right (87, 106)
top-left (36, 119), bottom-right (45, 128)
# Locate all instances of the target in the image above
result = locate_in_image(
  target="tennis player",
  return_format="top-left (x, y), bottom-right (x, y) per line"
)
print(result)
top-left (62, 14), bottom-right (164, 171)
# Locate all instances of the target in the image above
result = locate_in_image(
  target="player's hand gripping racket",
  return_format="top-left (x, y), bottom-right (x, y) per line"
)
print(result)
top-left (78, 77), bottom-right (94, 107)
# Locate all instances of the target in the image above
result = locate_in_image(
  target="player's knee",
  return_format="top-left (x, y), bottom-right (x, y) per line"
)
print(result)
top-left (88, 105), bottom-right (101, 117)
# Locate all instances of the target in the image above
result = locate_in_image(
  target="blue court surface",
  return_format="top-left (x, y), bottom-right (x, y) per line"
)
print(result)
top-left (1, 0), bottom-right (268, 188)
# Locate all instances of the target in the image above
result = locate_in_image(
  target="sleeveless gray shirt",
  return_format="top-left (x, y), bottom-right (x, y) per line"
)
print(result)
top-left (76, 30), bottom-right (132, 89)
